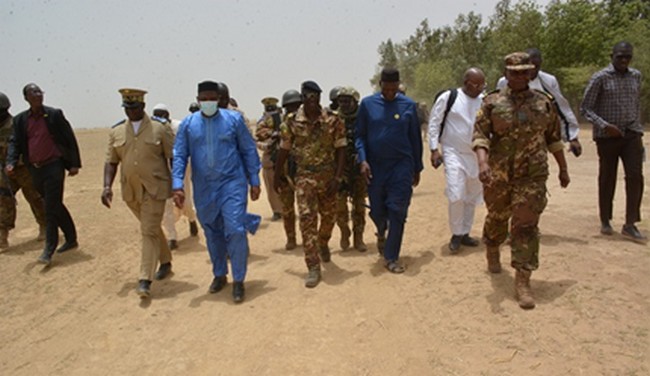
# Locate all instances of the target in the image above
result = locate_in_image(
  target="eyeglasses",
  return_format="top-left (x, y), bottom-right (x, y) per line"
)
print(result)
top-left (467, 82), bottom-right (487, 90)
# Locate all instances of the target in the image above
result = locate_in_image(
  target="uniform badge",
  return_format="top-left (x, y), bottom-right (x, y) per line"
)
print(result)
top-left (394, 113), bottom-right (400, 120)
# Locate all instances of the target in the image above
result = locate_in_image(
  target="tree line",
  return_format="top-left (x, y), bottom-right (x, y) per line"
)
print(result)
top-left (372, 0), bottom-right (649, 123)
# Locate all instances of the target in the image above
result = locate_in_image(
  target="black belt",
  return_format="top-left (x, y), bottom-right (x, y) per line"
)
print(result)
top-left (32, 157), bottom-right (60, 168)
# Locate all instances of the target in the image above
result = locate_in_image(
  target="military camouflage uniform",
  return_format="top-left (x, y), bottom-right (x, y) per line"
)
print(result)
top-left (0, 115), bottom-right (45, 231)
top-left (279, 106), bottom-right (346, 268)
top-left (336, 109), bottom-right (366, 239)
top-left (472, 87), bottom-right (563, 271)
top-left (256, 111), bottom-right (297, 241)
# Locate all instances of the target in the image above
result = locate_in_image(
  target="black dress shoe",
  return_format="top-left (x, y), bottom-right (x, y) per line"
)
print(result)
top-left (155, 262), bottom-right (172, 280)
top-left (449, 235), bottom-right (462, 253)
top-left (37, 248), bottom-right (55, 265)
top-left (189, 221), bottom-right (199, 237)
top-left (56, 241), bottom-right (79, 253)
top-left (209, 276), bottom-right (227, 293)
top-left (137, 280), bottom-right (151, 298)
top-left (622, 224), bottom-right (648, 244)
top-left (461, 234), bottom-right (479, 247)
top-left (232, 281), bottom-right (245, 303)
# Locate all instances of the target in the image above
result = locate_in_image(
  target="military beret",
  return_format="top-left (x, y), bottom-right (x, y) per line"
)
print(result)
top-left (119, 88), bottom-right (147, 108)
top-left (336, 86), bottom-right (360, 102)
top-left (504, 52), bottom-right (535, 71)
top-left (301, 80), bottom-right (322, 93)
top-left (0, 92), bottom-right (10, 109)
top-left (261, 97), bottom-right (279, 107)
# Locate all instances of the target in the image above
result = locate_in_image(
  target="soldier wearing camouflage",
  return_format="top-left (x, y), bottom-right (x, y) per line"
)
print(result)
top-left (255, 97), bottom-right (284, 221)
top-left (274, 81), bottom-right (346, 288)
top-left (0, 92), bottom-right (46, 247)
top-left (334, 86), bottom-right (367, 252)
top-left (473, 52), bottom-right (570, 309)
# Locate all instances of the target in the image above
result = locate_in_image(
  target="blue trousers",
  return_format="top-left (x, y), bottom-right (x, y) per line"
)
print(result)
top-left (202, 203), bottom-right (249, 283)
top-left (367, 159), bottom-right (414, 262)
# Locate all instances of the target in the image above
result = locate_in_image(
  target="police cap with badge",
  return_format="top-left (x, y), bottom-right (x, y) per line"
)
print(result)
top-left (119, 88), bottom-right (147, 108)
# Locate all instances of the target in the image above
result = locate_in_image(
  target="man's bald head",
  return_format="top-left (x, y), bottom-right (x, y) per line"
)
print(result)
top-left (463, 68), bottom-right (486, 98)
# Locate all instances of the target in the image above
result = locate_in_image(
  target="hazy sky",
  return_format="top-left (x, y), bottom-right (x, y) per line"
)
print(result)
top-left (1, 0), bottom-right (549, 128)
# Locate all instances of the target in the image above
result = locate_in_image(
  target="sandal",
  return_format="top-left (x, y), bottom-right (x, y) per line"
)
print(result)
top-left (384, 260), bottom-right (405, 274)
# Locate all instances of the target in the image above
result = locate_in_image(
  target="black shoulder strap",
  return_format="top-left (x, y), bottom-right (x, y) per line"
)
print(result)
top-left (439, 88), bottom-right (457, 138)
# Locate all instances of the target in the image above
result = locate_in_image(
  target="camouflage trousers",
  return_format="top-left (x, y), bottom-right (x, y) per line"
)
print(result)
top-left (295, 171), bottom-right (337, 268)
top-left (336, 172), bottom-right (367, 235)
top-left (0, 164), bottom-right (46, 230)
top-left (482, 178), bottom-right (547, 271)
top-left (278, 177), bottom-right (296, 239)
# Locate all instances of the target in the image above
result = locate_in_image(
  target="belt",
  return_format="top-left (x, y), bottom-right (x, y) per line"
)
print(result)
top-left (32, 157), bottom-right (60, 168)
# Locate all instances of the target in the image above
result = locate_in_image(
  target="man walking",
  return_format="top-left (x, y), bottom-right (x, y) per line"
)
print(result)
top-left (581, 41), bottom-right (646, 244)
top-left (429, 68), bottom-right (485, 253)
top-left (274, 81), bottom-right (346, 288)
top-left (6, 83), bottom-right (81, 265)
top-left (173, 80), bottom-right (261, 303)
top-left (255, 97), bottom-right (284, 221)
top-left (473, 52), bottom-right (570, 309)
top-left (0, 92), bottom-right (46, 248)
top-left (102, 88), bottom-right (174, 298)
top-left (355, 68), bottom-right (423, 274)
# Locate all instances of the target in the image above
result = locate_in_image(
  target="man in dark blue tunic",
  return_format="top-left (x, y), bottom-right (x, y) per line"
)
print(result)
top-left (355, 68), bottom-right (423, 273)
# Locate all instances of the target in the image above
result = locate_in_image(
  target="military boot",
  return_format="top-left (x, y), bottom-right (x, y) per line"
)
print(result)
top-left (319, 245), bottom-right (331, 263)
top-left (486, 246), bottom-right (501, 273)
top-left (285, 235), bottom-right (297, 251)
top-left (0, 228), bottom-right (8, 249)
top-left (37, 225), bottom-right (46, 241)
top-left (305, 266), bottom-right (321, 288)
top-left (515, 269), bottom-right (535, 309)
top-left (353, 230), bottom-right (367, 252)
top-left (340, 226), bottom-right (351, 250)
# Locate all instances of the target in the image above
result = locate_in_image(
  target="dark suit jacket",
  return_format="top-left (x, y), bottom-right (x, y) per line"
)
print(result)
top-left (7, 105), bottom-right (82, 170)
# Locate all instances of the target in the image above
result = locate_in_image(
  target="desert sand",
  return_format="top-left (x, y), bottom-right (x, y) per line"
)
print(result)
top-left (0, 127), bottom-right (648, 375)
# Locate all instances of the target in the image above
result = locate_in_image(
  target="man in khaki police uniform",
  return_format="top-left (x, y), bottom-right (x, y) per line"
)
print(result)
top-left (101, 88), bottom-right (175, 299)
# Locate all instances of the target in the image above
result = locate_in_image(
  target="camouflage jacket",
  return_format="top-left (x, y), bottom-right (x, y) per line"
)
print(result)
top-left (279, 106), bottom-right (346, 175)
top-left (0, 116), bottom-right (12, 164)
top-left (472, 87), bottom-right (563, 182)
top-left (254, 110), bottom-right (283, 152)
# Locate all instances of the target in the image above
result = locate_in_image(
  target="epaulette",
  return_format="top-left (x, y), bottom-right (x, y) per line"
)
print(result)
top-left (532, 88), bottom-right (555, 102)
top-left (151, 115), bottom-right (168, 124)
top-left (111, 119), bottom-right (126, 128)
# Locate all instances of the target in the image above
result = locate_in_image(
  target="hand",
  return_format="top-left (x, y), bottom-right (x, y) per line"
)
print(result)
top-left (173, 189), bottom-right (185, 209)
top-left (569, 139), bottom-right (582, 157)
top-left (412, 171), bottom-right (420, 187)
top-left (326, 178), bottom-right (339, 197)
top-left (559, 170), bottom-right (570, 188)
top-left (359, 161), bottom-right (372, 185)
top-left (604, 124), bottom-right (623, 138)
top-left (478, 161), bottom-right (491, 184)
top-left (250, 185), bottom-right (261, 201)
top-left (430, 150), bottom-right (443, 169)
top-left (4, 164), bottom-right (14, 177)
top-left (101, 187), bottom-right (112, 208)
top-left (68, 167), bottom-right (79, 176)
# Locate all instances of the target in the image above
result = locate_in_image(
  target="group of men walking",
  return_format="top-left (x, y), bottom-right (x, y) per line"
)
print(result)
top-left (0, 41), bottom-right (644, 310)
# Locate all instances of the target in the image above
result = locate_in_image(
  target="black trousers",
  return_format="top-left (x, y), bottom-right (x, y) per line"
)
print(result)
top-left (29, 159), bottom-right (77, 251)
top-left (596, 131), bottom-right (644, 225)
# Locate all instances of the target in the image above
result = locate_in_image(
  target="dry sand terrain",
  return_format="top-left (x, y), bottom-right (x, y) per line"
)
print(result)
top-left (0, 127), bottom-right (648, 375)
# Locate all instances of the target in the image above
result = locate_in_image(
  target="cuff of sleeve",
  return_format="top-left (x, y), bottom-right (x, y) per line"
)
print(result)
top-left (472, 139), bottom-right (490, 152)
top-left (429, 140), bottom-right (439, 151)
top-left (249, 175), bottom-right (261, 187)
top-left (172, 178), bottom-right (184, 191)
top-left (547, 141), bottom-right (564, 154)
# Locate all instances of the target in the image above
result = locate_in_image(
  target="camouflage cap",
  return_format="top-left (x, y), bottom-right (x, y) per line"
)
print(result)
top-left (0, 92), bottom-right (10, 109)
top-left (504, 52), bottom-right (535, 71)
top-left (261, 97), bottom-right (279, 107)
top-left (118, 88), bottom-right (147, 108)
top-left (336, 86), bottom-right (360, 102)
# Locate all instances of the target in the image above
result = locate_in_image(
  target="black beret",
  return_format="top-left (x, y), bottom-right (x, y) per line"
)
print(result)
top-left (198, 80), bottom-right (220, 93)
top-left (301, 80), bottom-right (322, 93)
top-left (380, 68), bottom-right (400, 82)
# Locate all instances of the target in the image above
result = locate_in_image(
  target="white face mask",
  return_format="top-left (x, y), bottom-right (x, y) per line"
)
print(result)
top-left (199, 101), bottom-right (218, 117)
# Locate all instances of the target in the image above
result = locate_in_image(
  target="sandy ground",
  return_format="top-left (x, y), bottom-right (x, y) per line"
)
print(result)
top-left (0, 127), bottom-right (648, 376)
